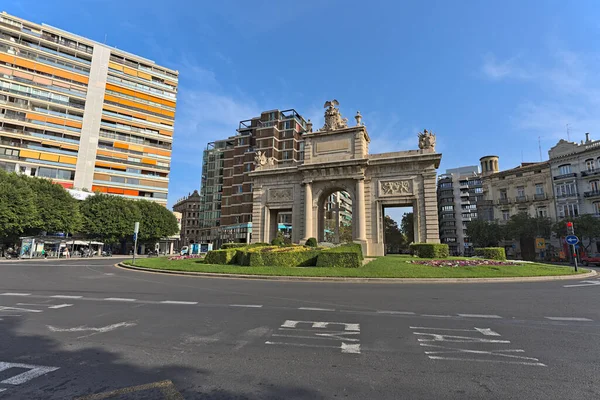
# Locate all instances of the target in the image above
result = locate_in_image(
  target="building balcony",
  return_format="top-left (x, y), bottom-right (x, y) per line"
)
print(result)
top-left (553, 172), bottom-right (577, 180)
top-left (515, 195), bottom-right (528, 203)
top-left (581, 170), bottom-right (600, 177)
top-left (584, 190), bottom-right (600, 199)
top-left (439, 191), bottom-right (454, 198)
top-left (460, 191), bottom-right (469, 197)
top-left (556, 193), bottom-right (579, 199)
top-left (533, 193), bottom-right (548, 201)
top-left (497, 198), bottom-right (511, 205)
top-left (477, 200), bottom-right (493, 206)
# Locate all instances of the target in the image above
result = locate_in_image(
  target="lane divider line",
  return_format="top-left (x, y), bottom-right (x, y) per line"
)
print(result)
top-left (230, 304), bottom-right (263, 308)
top-left (544, 317), bottom-right (593, 321)
top-left (298, 307), bottom-right (335, 312)
top-left (377, 311), bottom-right (416, 315)
top-left (51, 295), bottom-right (82, 299)
top-left (160, 301), bottom-right (198, 305)
top-left (104, 297), bottom-right (136, 302)
top-left (457, 314), bottom-right (502, 319)
top-left (0, 293), bottom-right (31, 296)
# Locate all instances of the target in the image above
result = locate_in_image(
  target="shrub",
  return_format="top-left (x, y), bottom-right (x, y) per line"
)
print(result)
top-left (205, 248), bottom-right (238, 264)
top-left (271, 232), bottom-right (285, 246)
top-left (409, 243), bottom-right (449, 258)
top-left (305, 237), bottom-right (318, 247)
top-left (221, 243), bottom-right (247, 249)
top-left (239, 246), bottom-right (319, 267)
top-left (334, 243), bottom-right (363, 260)
top-left (474, 247), bottom-right (506, 261)
top-left (316, 251), bottom-right (361, 268)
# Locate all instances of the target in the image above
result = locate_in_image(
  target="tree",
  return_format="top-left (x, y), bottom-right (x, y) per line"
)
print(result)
top-left (26, 177), bottom-right (81, 236)
top-left (80, 194), bottom-right (141, 245)
top-left (554, 215), bottom-right (600, 252)
top-left (466, 219), bottom-right (504, 248)
top-left (384, 215), bottom-right (406, 253)
top-left (401, 212), bottom-right (414, 243)
top-left (505, 212), bottom-right (553, 261)
top-left (0, 171), bottom-right (38, 245)
top-left (135, 200), bottom-right (179, 246)
top-left (339, 223), bottom-right (353, 243)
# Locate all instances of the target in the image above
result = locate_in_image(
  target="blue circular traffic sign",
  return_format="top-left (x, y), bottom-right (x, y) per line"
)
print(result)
top-left (565, 235), bottom-right (579, 245)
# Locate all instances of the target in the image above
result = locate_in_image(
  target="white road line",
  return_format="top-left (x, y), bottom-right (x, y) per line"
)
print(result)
top-left (377, 310), bottom-right (415, 315)
top-left (544, 317), bottom-right (593, 321)
top-left (563, 281), bottom-right (600, 288)
top-left (160, 301), bottom-right (198, 305)
top-left (0, 293), bottom-right (31, 296)
top-left (298, 307), bottom-right (335, 312)
top-left (0, 388), bottom-right (5, 392)
top-left (104, 297), bottom-right (136, 302)
top-left (0, 362), bottom-right (60, 384)
top-left (47, 321), bottom-right (137, 333)
top-left (421, 314), bottom-right (452, 318)
top-left (265, 341), bottom-right (361, 354)
top-left (50, 295), bottom-right (82, 299)
top-left (458, 314), bottom-right (502, 319)
top-left (16, 303), bottom-right (49, 306)
top-left (409, 327), bottom-right (501, 336)
top-left (230, 304), bottom-right (263, 308)
top-left (48, 304), bottom-right (73, 309)
top-left (428, 356), bottom-right (546, 366)
top-left (271, 333), bottom-right (350, 341)
top-left (0, 306), bottom-right (42, 313)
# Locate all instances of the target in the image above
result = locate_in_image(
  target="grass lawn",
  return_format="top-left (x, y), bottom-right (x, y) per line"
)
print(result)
top-left (124, 256), bottom-right (587, 278)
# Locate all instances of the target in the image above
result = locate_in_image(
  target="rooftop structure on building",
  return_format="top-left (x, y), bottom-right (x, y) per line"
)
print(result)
top-left (0, 12), bottom-right (178, 205)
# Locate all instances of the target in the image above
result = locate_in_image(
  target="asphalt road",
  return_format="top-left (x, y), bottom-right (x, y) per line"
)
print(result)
top-left (0, 258), bottom-right (599, 399)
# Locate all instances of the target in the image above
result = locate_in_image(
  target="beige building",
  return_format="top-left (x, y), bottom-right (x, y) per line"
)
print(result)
top-left (478, 156), bottom-right (556, 259)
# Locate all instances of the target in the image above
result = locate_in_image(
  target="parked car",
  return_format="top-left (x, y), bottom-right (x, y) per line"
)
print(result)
top-left (180, 246), bottom-right (189, 256)
top-left (581, 253), bottom-right (600, 266)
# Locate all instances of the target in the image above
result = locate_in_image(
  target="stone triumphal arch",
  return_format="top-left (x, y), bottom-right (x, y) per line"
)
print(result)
top-left (249, 101), bottom-right (441, 257)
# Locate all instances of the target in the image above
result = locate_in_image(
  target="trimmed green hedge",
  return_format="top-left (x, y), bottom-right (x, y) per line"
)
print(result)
top-left (235, 246), bottom-right (319, 267)
top-left (205, 248), bottom-right (238, 264)
top-left (315, 243), bottom-right (364, 268)
top-left (220, 243), bottom-right (247, 249)
top-left (474, 247), bottom-right (507, 261)
top-left (409, 243), bottom-right (449, 258)
top-left (305, 237), bottom-right (318, 247)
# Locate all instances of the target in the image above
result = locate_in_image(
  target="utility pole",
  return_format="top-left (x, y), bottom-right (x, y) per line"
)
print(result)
top-left (566, 221), bottom-right (578, 272)
top-left (538, 136), bottom-right (542, 161)
top-left (132, 221), bottom-right (139, 265)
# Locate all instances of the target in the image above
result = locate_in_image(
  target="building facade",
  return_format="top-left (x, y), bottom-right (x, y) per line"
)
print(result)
top-left (548, 133), bottom-right (600, 219)
top-left (437, 165), bottom-right (482, 256)
top-left (0, 12), bottom-right (177, 205)
top-left (172, 190), bottom-right (202, 249)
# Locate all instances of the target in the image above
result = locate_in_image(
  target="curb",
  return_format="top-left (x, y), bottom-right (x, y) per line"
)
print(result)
top-left (116, 263), bottom-right (597, 284)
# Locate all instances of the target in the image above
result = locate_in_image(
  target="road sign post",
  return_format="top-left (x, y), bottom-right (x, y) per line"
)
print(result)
top-left (566, 221), bottom-right (578, 272)
top-left (132, 222), bottom-right (140, 265)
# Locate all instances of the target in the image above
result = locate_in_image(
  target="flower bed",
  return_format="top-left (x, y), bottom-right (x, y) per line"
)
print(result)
top-left (410, 259), bottom-right (515, 268)
top-left (167, 254), bottom-right (205, 261)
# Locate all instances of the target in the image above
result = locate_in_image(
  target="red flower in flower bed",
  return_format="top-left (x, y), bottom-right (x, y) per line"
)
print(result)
top-left (410, 260), bottom-right (514, 268)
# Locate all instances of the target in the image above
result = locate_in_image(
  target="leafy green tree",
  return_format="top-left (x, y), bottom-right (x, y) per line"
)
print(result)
top-left (553, 215), bottom-right (600, 252)
top-left (339, 223), bottom-right (353, 243)
top-left (135, 200), bottom-right (179, 246)
top-left (26, 177), bottom-right (81, 236)
top-left (80, 194), bottom-right (141, 245)
top-left (401, 212), bottom-right (414, 243)
top-left (384, 215), bottom-right (406, 253)
top-left (505, 212), bottom-right (553, 240)
top-left (0, 171), bottom-right (38, 245)
top-left (466, 219), bottom-right (504, 248)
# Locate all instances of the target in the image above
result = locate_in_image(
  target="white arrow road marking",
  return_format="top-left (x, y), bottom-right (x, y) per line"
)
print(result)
top-left (47, 321), bottom-right (137, 334)
top-left (563, 281), bottom-right (600, 288)
top-left (409, 327), bottom-right (501, 337)
top-left (0, 362), bottom-right (59, 385)
top-left (48, 304), bottom-right (73, 309)
top-left (265, 341), bottom-right (361, 354)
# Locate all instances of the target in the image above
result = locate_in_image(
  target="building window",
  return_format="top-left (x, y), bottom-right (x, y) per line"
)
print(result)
top-left (439, 182), bottom-right (452, 189)
top-left (237, 186), bottom-right (243, 194)
top-left (517, 186), bottom-right (525, 197)
top-left (502, 210), bottom-right (510, 220)
top-left (559, 164), bottom-right (572, 175)
top-left (558, 203), bottom-right (579, 218)
top-left (245, 163), bottom-right (252, 172)
top-left (594, 202), bottom-right (600, 216)
top-left (535, 184), bottom-right (544, 195)
top-left (585, 159), bottom-right (596, 172)
top-left (441, 205), bottom-right (454, 212)
top-left (556, 182), bottom-right (577, 197)
top-left (590, 180), bottom-right (600, 193)
top-left (537, 207), bottom-right (548, 218)
top-left (499, 189), bottom-right (508, 200)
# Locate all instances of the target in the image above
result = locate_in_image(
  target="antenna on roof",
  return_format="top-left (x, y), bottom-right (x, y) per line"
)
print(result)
top-left (104, 33), bottom-right (107, 44)
top-left (566, 123), bottom-right (570, 141)
top-left (538, 136), bottom-right (542, 161)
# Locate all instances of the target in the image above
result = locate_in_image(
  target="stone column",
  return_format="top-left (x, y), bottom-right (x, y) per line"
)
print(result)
top-left (422, 173), bottom-right (440, 243)
top-left (355, 179), bottom-right (367, 241)
top-left (303, 182), bottom-right (313, 241)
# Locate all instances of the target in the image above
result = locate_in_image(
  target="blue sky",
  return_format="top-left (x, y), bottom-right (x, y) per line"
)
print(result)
top-left (5, 0), bottom-right (600, 221)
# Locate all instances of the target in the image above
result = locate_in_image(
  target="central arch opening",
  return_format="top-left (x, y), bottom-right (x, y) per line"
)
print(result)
top-left (317, 188), bottom-right (353, 244)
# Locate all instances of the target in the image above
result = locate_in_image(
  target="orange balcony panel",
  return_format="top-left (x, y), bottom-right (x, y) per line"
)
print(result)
top-left (95, 161), bottom-right (113, 168)
top-left (141, 158), bottom-right (157, 165)
top-left (107, 187), bottom-right (125, 194)
top-left (39, 153), bottom-right (60, 162)
top-left (59, 156), bottom-right (77, 165)
top-left (113, 142), bottom-right (129, 150)
top-left (92, 186), bottom-right (108, 193)
top-left (128, 144), bottom-right (144, 152)
top-left (137, 71), bottom-right (152, 80)
top-left (60, 144), bottom-right (79, 151)
top-left (123, 189), bottom-right (139, 196)
top-left (19, 150), bottom-right (40, 159)
top-left (108, 62), bottom-right (124, 72)
top-left (159, 129), bottom-right (173, 137)
top-left (54, 181), bottom-right (74, 189)
top-left (123, 67), bottom-right (138, 76)
top-left (105, 83), bottom-right (176, 108)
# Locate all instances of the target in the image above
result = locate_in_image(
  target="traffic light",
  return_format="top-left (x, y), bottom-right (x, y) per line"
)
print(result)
top-left (567, 221), bottom-right (574, 235)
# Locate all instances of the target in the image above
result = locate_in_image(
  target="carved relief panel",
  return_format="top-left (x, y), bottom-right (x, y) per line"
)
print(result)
top-left (268, 187), bottom-right (293, 202)
top-left (378, 179), bottom-right (413, 196)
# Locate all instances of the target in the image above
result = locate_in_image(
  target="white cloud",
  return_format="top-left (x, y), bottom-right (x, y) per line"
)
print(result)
top-left (483, 49), bottom-right (600, 142)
